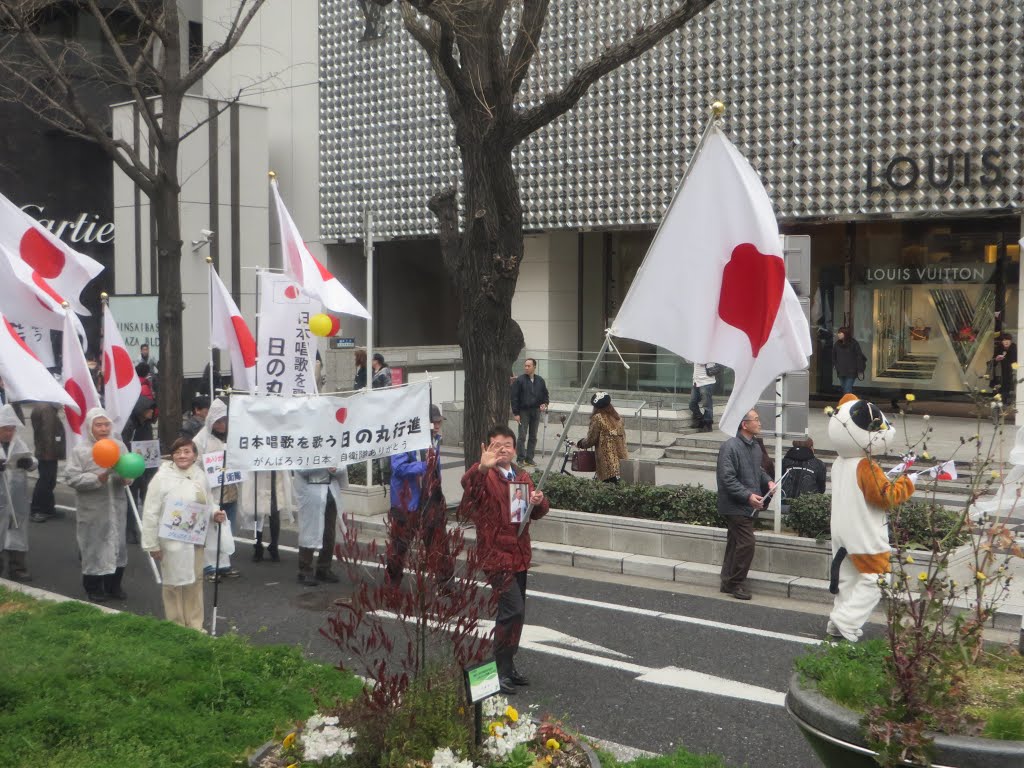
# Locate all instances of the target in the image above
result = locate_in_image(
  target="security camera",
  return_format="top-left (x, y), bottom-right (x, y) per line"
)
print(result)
top-left (200, 229), bottom-right (214, 238)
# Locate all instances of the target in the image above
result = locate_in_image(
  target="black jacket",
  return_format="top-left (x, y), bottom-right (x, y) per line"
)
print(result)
top-left (781, 446), bottom-right (827, 499)
top-left (832, 339), bottom-right (867, 378)
top-left (510, 373), bottom-right (549, 414)
top-left (122, 396), bottom-right (156, 445)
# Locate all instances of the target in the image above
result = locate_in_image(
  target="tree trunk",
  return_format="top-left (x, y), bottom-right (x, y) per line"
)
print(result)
top-left (438, 142), bottom-right (525, 467)
top-left (152, 164), bottom-right (183, 450)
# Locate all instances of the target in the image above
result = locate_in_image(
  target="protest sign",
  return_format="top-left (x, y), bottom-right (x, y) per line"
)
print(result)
top-left (257, 272), bottom-right (318, 396)
top-left (132, 440), bottom-right (162, 469)
top-left (202, 450), bottom-right (243, 487)
top-left (225, 381), bottom-right (431, 471)
top-left (158, 498), bottom-right (211, 545)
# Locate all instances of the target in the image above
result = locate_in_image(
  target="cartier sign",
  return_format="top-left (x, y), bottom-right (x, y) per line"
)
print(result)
top-left (19, 204), bottom-right (114, 245)
top-left (865, 148), bottom-right (1003, 193)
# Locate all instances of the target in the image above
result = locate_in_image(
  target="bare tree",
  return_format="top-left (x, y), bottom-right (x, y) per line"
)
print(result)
top-left (371, 0), bottom-right (717, 466)
top-left (0, 0), bottom-right (268, 447)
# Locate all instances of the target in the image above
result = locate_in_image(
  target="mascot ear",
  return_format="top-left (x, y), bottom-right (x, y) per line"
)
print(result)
top-left (838, 394), bottom-right (859, 407)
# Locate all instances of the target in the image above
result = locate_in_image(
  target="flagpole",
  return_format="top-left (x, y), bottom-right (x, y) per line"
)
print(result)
top-left (363, 208), bottom-right (374, 488)
top-left (98, 293), bottom-right (108, 407)
top-left (206, 257), bottom-right (215, 400)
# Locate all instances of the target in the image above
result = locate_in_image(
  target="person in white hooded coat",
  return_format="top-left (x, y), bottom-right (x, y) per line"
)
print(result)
top-left (192, 398), bottom-right (240, 579)
top-left (0, 404), bottom-right (37, 581)
top-left (64, 407), bottom-right (132, 602)
top-left (142, 436), bottom-right (227, 630)
top-left (292, 466), bottom-right (347, 585)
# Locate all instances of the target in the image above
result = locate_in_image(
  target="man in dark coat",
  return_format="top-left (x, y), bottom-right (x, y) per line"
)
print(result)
top-left (122, 396), bottom-right (157, 542)
top-left (781, 437), bottom-right (827, 506)
top-left (509, 358), bottom-right (549, 466)
top-left (716, 409), bottom-right (774, 601)
top-left (29, 402), bottom-right (65, 523)
top-left (460, 425), bottom-right (549, 695)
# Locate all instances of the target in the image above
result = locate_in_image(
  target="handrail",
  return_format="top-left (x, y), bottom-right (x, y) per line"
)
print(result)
top-left (635, 400), bottom-right (648, 458)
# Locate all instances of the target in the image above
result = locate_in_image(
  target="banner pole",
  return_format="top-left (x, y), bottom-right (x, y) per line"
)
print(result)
top-left (520, 334), bottom-right (612, 535)
top-left (363, 208), bottom-right (374, 487)
top-left (123, 486), bottom-right (161, 583)
top-left (207, 258), bottom-right (215, 400)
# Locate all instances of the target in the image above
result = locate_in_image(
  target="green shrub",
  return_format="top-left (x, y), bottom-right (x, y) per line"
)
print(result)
top-left (536, 473), bottom-right (725, 527)
top-left (783, 493), bottom-right (968, 548)
top-left (794, 638), bottom-right (890, 712)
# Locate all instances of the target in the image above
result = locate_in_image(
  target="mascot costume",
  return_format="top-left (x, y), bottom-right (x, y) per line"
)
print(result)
top-left (827, 394), bottom-right (914, 641)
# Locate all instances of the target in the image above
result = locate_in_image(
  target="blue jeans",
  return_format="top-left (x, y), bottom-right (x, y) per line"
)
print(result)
top-left (689, 384), bottom-right (714, 424)
top-left (839, 376), bottom-right (855, 394)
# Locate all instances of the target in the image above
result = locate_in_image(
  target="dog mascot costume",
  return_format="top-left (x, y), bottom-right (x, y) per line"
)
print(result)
top-left (827, 394), bottom-right (914, 641)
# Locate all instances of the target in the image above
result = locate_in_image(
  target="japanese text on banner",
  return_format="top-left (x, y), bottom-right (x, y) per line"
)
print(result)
top-left (257, 271), bottom-right (318, 396)
top-left (225, 382), bottom-right (432, 471)
top-left (202, 450), bottom-right (243, 486)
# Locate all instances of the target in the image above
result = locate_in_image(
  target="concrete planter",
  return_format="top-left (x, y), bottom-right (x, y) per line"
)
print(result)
top-left (786, 673), bottom-right (1024, 768)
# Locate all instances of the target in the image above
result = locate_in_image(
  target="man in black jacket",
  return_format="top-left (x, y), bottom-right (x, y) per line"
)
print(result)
top-left (781, 437), bottom-right (827, 505)
top-left (716, 409), bottom-right (774, 600)
top-left (510, 358), bottom-right (549, 466)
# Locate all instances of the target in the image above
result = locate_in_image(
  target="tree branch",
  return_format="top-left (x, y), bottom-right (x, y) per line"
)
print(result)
top-left (507, 0), bottom-right (549, 97)
top-left (181, 0), bottom-right (268, 90)
top-left (508, 0), bottom-right (715, 146)
top-left (399, 2), bottom-right (466, 119)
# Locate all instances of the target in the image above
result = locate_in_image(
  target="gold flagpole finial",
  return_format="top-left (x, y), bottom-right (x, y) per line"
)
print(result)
top-left (710, 101), bottom-right (726, 118)
top-left (61, 301), bottom-right (70, 309)
top-left (205, 256), bottom-right (214, 265)
top-left (100, 292), bottom-right (109, 301)
top-left (268, 170), bottom-right (277, 180)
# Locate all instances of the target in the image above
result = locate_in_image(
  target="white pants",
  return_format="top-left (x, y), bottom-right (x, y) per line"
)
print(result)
top-left (828, 558), bottom-right (885, 642)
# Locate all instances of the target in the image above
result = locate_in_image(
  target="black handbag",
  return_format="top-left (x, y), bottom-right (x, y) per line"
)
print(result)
top-left (705, 363), bottom-right (723, 378)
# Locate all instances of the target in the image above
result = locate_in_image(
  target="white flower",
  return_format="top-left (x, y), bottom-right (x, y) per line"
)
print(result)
top-left (432, 746), bottom-right (480, 768)
top-left (299, 712), bottom-right (356, 763)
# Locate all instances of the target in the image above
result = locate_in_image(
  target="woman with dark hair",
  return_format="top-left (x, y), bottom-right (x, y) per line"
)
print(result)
top-left (141, 437), bottom-right (226, 630)
top-left (354, 349), bottom-right (367, 390)
top-left (832, 327), bottom-right (867, 395)
top-left (992, 332), bottom-right (1018, 406)
top-left (576, 392), bottom-right (629, 483)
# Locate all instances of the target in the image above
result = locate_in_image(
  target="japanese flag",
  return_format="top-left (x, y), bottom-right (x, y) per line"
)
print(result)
top-left (0, 311), bottom-right (75, 409)
top-left (210, 268), bottom-right (257, 394)
top-left (611, 127), bottom-right (812, 435)
top-left (61, 308), bottom-right (101, 446)
top-left (271, 178), bottom-right (369, 319)
top-left (101, 302), bottom-right (142, 434)
top-left (0, 190), bottom-right (104, 315)
top-left (0, 240), bottom-right (87, 342)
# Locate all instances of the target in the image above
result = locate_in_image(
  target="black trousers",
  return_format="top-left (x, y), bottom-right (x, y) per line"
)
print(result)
top-left (516, 407), bottom-right (541, 462)
top-left (492, 571), bottom-right (528, 676)
top-left (385, 504), bottom-right (452, 584)
top-left (720, 515), bottom-right (756, 589)
top-left (30, 460), bottom-right (58, 516)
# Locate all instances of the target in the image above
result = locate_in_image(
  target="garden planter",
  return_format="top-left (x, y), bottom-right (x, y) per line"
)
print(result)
top-left (786, 673), bottom-right (1024, 768)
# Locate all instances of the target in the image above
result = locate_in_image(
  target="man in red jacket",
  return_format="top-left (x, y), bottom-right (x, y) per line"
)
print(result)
top-left (460, 425), bottom-right (549, 695)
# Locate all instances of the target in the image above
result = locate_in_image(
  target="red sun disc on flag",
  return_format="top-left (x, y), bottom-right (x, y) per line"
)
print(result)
top-left (717, 243), bottom-right (785, 357)
top-left (104, 347), bottom-right (136, 388)
top-left (284, 285), bottom-right (299, 300)
top-left (64, 380), bottom-right (87, 433)
top-left (20, 228), bottom-right (65, 279)
top-left (231, 316), bottom-right (257, 367)
top-left (4, 318), bottom-right (38, 359)
top-left (335, 408), bottom-right (347, 424)
top-left (31, 270), bottom-right (66, 306)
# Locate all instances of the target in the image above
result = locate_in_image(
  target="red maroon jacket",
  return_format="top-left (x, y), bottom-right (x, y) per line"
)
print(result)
top-left (460, 463), bottom-right (549, 575)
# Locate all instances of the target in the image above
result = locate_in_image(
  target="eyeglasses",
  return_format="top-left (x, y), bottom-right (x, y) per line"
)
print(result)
top-left (743, 416), bottom-right (762, 423)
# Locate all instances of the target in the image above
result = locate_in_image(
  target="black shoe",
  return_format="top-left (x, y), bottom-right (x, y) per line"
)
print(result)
top-left (106, 588), bottom-right (128, 600)
top-left (9, 570), bottom-right (32, 583)
top-left (267, 546), bottom-right (280, 563)
top-left (701, 423), bottom-right (714, 433)
top-left (297, 572), bottom-right (319, 586)
top-left (732, 586), bottom-right (752, 600)
top-left (509, 669), bottom-right (529, 686)
top-left (719, 584), bottom-right (733, 594)
top-left (87, 592), bottom-right (108, 603)
top-left (30, 512), bottom-right (48, 523)
top-left (498, 677), bottom-right (517, 695)
top-left (252, 545), bottom-right (264, 562)
top-left (316, 570), bottom-right (340, 583)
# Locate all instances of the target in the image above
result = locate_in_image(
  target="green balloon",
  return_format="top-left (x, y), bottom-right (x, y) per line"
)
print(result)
top-left (115, 452), bottom-right (147, 480)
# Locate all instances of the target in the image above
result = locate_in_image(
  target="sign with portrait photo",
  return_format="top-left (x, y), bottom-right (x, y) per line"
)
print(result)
top-left (509, 482), bottom-right (529, 525)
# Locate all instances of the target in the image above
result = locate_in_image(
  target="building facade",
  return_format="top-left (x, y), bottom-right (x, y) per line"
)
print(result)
top-left (317, 0), bottom-right (1024, 399)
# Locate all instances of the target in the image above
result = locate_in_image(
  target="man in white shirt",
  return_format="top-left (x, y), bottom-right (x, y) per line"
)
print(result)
top-left (689, 363), bottom-right (717, 432)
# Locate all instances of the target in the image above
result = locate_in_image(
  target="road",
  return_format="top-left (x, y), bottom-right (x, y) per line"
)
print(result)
top-left (17, 486), bottom-right (837, 768)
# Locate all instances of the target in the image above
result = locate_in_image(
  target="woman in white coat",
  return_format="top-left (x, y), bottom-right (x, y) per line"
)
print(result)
top-left (192, 398), bottom-right (240, 579)
top-left (142, 437), bottom-right (227, 630)
top-left (64, 407), bottom-right (132, 602)
top-left (291, 466), bottom-right (347, 585)
top-left (0, 404), bottom-right (37, 581)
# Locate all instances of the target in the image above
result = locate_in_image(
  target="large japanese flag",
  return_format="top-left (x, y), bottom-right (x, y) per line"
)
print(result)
top-left (611, 126), bottom-right (812, 435)
top-left (0, 190), bottom-right (104, 315)
top-left (61, 308), bottom-right (101, 446)
top-left (0, 311), bottom-right (75, 409)
top-left (210, 268), bottom-right (258, 394)
top-left (271, 179), bottom-right (369, 319)
top-left (0, 240), bottom-right (87, 342)
top-left (101, 302), bottom-right (141, 434)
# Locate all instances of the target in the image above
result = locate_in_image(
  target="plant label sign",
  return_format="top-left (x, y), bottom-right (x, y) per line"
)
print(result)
top-left (464, 660), bottom-right (500, 703)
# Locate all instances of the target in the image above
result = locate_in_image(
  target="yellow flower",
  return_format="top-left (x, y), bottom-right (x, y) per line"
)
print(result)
top-left (282, 733), bottom-right (296, 749)
top-left (994, 393), bottom-right (1003, 402)
top-left (489, 721), bottom-right (503, 736)
top-left (1013, 362), bottom-right (1020, 370)
top-left (905, 393), bottom-right (916, 402)
top-left (458, 707), bottom-right (465, 715)
top-left (546, 738), bottom-right (561, 751)
top-left (286, 764), bottom-right (299, 768)
top-left (505, 705), bottom-right (519, 722)
top-left (921, 451), bottom-right (932, 460)
top-left (976, 571), bottom-right (987, 581)
top-left (905, 556), bottom-right (914, 564)
top-left (824, 406), bottom-right (834, 416)
top-left (546, 757), bottom-right (553, 765)
top-left (992, 470), bottom-right (1001, 479)
top-left (918, 572), bottom-right (927, 581)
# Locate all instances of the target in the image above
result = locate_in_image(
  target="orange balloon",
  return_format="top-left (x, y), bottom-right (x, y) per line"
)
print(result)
top-left (92, 438), bottom-right (121, 469)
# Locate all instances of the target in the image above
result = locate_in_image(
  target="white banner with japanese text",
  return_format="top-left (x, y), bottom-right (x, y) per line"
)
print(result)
top-left (225, 382), bottom-right (432, 471)
top-left (256, 271), bottom-right (318, 396)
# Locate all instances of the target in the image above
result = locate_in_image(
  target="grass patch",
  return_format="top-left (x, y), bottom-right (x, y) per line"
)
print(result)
top-left (0, 587), bottom-right (362, 767)
top-left (794, 639), bottom-right (890, 712)
top-left (596, 747), bottom-right (739, 767)
top-left (964, 651), bottom-right (1024, 740)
